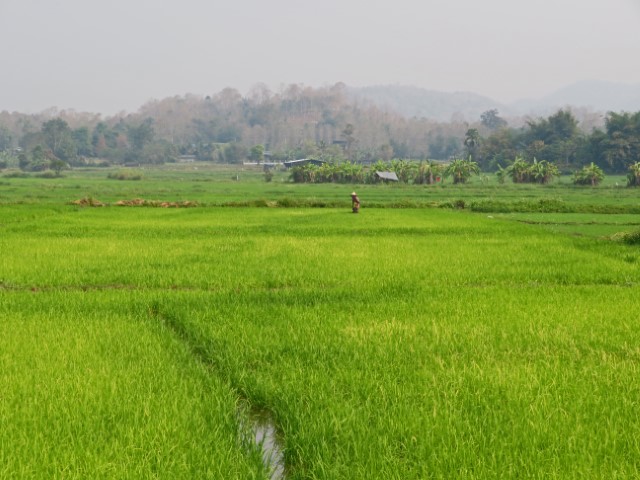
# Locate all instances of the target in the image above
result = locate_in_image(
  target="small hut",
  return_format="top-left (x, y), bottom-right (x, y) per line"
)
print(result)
top-left (375, 171), bottom-right (399, 182)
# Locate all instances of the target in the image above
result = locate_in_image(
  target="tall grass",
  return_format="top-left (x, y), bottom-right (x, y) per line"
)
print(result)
top-left (0, 291), bottom-right (267, 478)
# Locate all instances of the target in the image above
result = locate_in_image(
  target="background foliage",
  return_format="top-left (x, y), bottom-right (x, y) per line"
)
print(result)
top-left (2, 86), bottom-right (640, 175)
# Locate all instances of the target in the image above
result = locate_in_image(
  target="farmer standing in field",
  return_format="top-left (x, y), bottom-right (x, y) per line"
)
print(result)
top-left (351, 191), bottom-right (360, 213)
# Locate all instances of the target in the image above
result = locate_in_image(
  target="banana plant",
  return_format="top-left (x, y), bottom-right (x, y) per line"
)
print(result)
top-left (444, 157), bottom-right (479, 184)
top-left (530, 158), bottom-right (559, 184)
top-left (627, 162), bottom-right (640, 187)
top-left (508, 156), bottom-right (530, 183)
top-left (495, 164), bottom-right (508, 184)
top-left (573, 162), bottom-right (605, 186)
top-left (414, 160), bottom-right (442, 185)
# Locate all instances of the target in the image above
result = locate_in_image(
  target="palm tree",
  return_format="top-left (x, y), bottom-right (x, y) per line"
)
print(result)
top-left (464, 128), bottom-right (481, 161)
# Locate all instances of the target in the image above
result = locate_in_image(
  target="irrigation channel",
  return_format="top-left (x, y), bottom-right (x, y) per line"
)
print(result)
top-left (238, 403), bottom-right (286, 479)
top-left (151, 304), bottom-right (286, 478)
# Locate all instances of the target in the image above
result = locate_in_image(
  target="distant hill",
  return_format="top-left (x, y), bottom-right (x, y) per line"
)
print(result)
top-left (512, 80), bottom-right (640, 115)
top-left (346, 85), bottom-right (511, 123)
top-left (347, 82), bottom-right (640, 123)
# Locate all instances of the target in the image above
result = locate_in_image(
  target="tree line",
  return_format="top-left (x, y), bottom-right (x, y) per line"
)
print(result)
top-left (289, 156), bottom-right (640, 187)
top-left (466, 109), bottom-right (640, 174)
top-left (1, 83), bottom-right (639, 176)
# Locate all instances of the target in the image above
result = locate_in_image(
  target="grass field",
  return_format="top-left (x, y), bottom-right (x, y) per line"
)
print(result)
top-left (1, 164), bottom-right (640, 478)
top-left (1, 163), bottom-right (639, 212)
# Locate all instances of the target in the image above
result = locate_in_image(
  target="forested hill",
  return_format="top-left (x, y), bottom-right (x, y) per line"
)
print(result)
top-left (0, 83), bottom-right (472, 162)
top-left (1, 82), bottom-right (639, 173)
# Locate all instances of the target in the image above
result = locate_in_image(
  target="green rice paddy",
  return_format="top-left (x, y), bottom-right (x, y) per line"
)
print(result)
top-left (1, 164), bottom-right (639, 478)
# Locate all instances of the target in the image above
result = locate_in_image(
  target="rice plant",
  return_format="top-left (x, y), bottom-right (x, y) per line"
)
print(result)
top-left (2, 173), bottom-right (640, 478)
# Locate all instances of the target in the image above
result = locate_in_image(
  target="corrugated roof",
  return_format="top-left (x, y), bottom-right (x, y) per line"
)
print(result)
top-left (376, 171), bottom-right (399, 181)
top-left (283, 159), bottom-right (326, 168)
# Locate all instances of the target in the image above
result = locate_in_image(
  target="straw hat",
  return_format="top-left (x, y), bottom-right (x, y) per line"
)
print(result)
top-left (351, 192), bottom-right (357, 195)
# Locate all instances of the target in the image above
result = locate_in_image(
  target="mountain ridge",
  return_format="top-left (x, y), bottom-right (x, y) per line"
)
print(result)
top-left (513, 80), bottom-right (640, 115)
top-left (347, 81), bottom-right (640, 122)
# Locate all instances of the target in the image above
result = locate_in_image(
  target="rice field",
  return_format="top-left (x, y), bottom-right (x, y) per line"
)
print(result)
top-left (1, 165), bottom-right (640, 478)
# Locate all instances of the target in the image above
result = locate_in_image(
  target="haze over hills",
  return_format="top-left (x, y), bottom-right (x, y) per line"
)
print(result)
top-left (346, 85), bottom-right (511, 123)
top-left (512, 80), bottom-right (640, 116)
top-left (3, 80), bottom-right (639, 128)
top-left (347, 81), bottom-right (640, 123)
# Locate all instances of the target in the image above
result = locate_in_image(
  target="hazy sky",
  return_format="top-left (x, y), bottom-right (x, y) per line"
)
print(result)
top-left (1, 0), bottom-right (639, 115)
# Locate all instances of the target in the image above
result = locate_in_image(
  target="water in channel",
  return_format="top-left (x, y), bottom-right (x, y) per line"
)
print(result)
top-left (239, 404), bottom-right (286, 479)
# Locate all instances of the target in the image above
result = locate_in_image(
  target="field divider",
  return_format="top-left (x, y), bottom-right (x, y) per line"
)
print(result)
top-left (147, 301), bottom-right (286, 480)
top-left (0, 284), bottom-right (220, 293)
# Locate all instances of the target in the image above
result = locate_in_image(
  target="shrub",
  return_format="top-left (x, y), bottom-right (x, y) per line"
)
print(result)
top-left (107, 170), bottom-right (142, 181)
top-left (2, 170), bottom-right (29, 178)
top-left (611, 230), bottom-right (640, 245)
top-left (35, 171), bottom-right (59, 178)
top-left (71, 197), bottom-right (105, 207)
